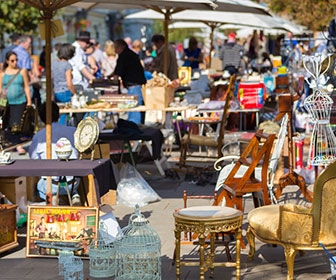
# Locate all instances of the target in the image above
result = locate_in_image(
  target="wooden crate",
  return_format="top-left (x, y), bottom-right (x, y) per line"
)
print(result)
top-left (0, 177), bottom-right (27, 205)
top-left (82, 143), bottom-right (110, 160)
top-left (101, 190), bottom-right (116, 206)
top-left (0, 204), bottom-right (18, 253)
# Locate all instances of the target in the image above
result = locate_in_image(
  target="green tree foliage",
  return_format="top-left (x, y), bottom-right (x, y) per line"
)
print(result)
top-left (0, 1), bottom-right (40, 34)
top-left (152, 19), bottom-right (202, 44)
top-left (265, 0), bottom-right (336, 31)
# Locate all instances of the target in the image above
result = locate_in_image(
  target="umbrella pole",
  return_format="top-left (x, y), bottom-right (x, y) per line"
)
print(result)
top-left (163, 10), bottom-right (170, 76)
top-left (208, 23), bottom-right (216, 68)
top-left (44, 4), bottom-right (53, 205)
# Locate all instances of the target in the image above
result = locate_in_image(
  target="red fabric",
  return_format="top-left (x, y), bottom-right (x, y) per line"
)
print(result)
top-left (238, 82), bottom-right (267, 109)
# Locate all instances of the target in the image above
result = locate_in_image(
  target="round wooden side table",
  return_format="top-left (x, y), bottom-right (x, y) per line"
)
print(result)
top-left (173, 206), bottom-right (243, 280)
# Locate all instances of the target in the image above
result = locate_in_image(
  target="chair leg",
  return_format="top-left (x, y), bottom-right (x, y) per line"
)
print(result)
top-left (284, 246), bottom-right (297, 280)
top-left (246, 226), bottom-right (255, 260)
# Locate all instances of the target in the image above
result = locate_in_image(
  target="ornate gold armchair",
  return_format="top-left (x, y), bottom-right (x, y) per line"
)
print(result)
top-left (246, 160), bottom-right (336, 280)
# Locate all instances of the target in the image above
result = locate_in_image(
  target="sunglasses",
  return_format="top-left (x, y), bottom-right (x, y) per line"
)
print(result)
top-left (9, 59), bottom-right (17, 62)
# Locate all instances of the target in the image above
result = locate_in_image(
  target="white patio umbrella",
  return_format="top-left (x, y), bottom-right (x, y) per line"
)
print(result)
top-left (75, 0), bottom-right (270, 73)
top-left (126, 9), bottom-right (286, 65)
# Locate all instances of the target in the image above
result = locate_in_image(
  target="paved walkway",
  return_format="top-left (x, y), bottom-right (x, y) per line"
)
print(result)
top-left (0, 149), bottom-right (333, 279)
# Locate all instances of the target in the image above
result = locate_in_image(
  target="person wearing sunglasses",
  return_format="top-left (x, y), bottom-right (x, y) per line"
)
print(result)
top-left (0, 51), bottom-right (32, 143)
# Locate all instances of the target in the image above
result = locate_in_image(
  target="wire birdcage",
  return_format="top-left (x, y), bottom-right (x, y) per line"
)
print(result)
top-left (115, 205), bottom-right (161, 280)
top-left (64, 256), bottom-right (83, 280)
top-left (89, 221), bottom-right (115, 278)
top-left (58, 250), bottom-right (74, 276)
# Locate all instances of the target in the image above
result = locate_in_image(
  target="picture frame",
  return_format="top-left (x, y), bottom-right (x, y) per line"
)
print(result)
top-left (178, 67), bottom-right (191, 85)
top-left (26, 205), bottom-right (99, 258)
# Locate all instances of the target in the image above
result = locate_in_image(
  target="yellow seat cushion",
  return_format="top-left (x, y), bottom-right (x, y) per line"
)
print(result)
top-left (177, 206), bottom-right (242, 221)
top-left (248, 205), bottom-right (280, 241)
top-left (182, 134), bottom-right (217, 147)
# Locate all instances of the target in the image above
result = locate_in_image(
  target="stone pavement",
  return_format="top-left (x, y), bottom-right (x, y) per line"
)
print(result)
top-left (0, 149), bottom-right (333, 279)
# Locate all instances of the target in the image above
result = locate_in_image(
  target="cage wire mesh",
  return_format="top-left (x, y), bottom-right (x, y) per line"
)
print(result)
top-left (303, 54), bottom-right (336, 166)
top-left (64, 256), bottom-right (83, 280)
top-left (58, 250), bottom-right (74, 276)
top-left (115, 205), bottom-right (161, 280)
top-left (89, 221), bottom-right (116, 278)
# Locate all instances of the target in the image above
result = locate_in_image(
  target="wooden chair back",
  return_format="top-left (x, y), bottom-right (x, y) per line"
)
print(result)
top-left (215, 130), bottom-right (276, 211)
top-left (217, 74), bottom-right (236, 157)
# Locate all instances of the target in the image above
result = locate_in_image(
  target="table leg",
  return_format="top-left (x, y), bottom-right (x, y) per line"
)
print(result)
top-left (174, 229), bottom-right (181, 280)
top-left (87, 174), bottom-right (98, 207)
top-left (210, 233), bottom-right (215, 277)
top-left (199, 233), bottom-right (206, 280)
top-left (235, 228), bottom-right (242, 280)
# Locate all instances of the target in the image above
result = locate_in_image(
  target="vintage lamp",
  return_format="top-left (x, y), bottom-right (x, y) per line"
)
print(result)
top-left (115, 205), bottom-right (161, 280)
top-left (89, 221), bottom-right (115, 278)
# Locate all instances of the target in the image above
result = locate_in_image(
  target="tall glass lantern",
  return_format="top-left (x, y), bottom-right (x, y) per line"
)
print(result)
top-left (115, 205), bottom-right (161, 280)
top-left (89, 221), bottom-right (115, 278)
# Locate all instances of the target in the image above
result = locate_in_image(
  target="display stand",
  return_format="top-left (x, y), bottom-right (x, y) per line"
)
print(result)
top-left (274, 93), bottom-right (313, 202)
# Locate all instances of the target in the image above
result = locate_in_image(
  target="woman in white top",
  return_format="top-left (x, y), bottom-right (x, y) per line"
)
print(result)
top-left (102, 40), bottom-right (117, 78)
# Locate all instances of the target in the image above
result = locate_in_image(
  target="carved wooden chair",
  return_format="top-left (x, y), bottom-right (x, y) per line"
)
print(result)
top-left (178, 74), bottom-right (236, 168)
top-left (213, 131), bottom-right (276, 212)
top-left (246, 159), bottom-right (336, 280)
top-left (214, 114), bottom-right (288, 205)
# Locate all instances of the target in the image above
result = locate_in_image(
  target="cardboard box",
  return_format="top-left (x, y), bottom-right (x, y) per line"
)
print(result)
top-left (81, 143), bottom-right (110, 159)
top-left (0, 205), bottom-right (18, 253)
top-left (100, 190), bottom-right (116, 206)
top-left (0, 177), bottom-right (27, 205)
top-left (142, 86), bottom-right (175, 109)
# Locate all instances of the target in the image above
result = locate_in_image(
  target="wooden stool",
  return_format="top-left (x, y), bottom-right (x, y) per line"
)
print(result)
top-left (173, 206), bottom-right (243, 280)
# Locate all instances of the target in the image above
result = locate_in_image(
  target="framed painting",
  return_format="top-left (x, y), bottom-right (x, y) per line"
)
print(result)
top-left (26, 205), bottom-right (99, 258)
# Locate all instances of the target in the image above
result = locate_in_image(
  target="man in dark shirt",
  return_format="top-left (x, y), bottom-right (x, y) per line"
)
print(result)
top-left (114, 39), bottom-right (146, 124)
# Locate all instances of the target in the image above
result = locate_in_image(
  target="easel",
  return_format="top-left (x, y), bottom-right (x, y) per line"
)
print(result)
top-left (274, 93), bottom-right (313, 202)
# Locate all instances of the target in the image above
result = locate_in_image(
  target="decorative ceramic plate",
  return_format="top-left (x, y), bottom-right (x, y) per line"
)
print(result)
top-left (74, 117), bottom-right (99, 153)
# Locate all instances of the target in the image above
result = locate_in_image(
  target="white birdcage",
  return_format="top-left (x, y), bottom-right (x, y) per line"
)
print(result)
top-left (89, 221), bottom-right (115, 278)
top-left (303, 54), bottom-right (336, 166)
top-left (115, 205), bottom-right (161, 280)
top-left (58, 250), bottom-right (74, 276)
top-left (64, 256), bottom-right (83, 280)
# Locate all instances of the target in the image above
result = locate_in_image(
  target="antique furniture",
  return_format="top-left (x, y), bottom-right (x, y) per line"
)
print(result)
top-left (174, 206), bottom-right (243, 280)
top-left (115, 205), bottom-right (161, 280)
top-left (246, 160), bottom-right (336, 280)
top-left (215, 114), bottom-right (288, 204)
top-left (274, 93), bottom-right (312, 201)
top-left (176, 190), bottom-right (233, 262)
top-left (74, 117), bottom-right (100, 160)
top-left (178, 75), bottom-right (235, 168)
top-left (0, 204), bottom-right (18, 253)
top-left (0, 159), bottom-right (117, 206)
top-left (213, 131), bottom-right (275, 211)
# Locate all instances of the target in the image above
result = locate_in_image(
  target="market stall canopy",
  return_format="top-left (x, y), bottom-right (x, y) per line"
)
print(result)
top-left (126, 9), bottom-right (283, 30)
top-left (73, 0), bottom-right (270, 15)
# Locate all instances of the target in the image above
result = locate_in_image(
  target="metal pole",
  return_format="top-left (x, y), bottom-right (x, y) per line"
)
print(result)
top-left (208, 24), bottom-right (216, 68)
top-left (163, 10), bottom-right (170, 76)
top-left (44, 2), bottom-right (53, 205)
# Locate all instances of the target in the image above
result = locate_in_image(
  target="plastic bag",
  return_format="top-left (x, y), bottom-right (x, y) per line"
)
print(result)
top-left (117, 163), bottom-right (161, 207)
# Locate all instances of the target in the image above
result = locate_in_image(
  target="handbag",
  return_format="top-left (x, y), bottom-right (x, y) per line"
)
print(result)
top-left (0, 70), bottom-right (20, 111)
top-left (20, 105), bottom-right (35, 136)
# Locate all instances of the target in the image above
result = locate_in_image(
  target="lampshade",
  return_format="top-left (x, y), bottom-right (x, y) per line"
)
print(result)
top-left (57, 214), bottom-right (66, 223)
top-left (47, 214), bottom-right (55, 223)
top-left (70, 212), bottom-right (79, 222)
